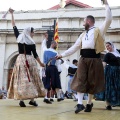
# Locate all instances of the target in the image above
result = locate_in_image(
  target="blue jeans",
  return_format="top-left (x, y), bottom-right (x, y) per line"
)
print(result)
top-left (67, 76), bottom-right (76, 93)
top-left (67, 76), bottom-right (72, 93)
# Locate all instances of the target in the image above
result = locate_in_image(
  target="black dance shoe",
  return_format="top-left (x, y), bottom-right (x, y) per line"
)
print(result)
top-left (29, 101), bottom-right (38, 106)
top-left (84, 103), bottom-right (93, 112)
top-left (64, 92), bottom-right (69, 99)
top-left (19, 101), bottom-right (26, 107)
top-left (50, 98), bottom-right (54, 102)
top-left (106, 105), bottom-right (112, 110)
top-left (75, 104), bottom-right (85, 114)
top-left (43, 98), bottom-right (52, 104)
top-left (57, 98), bottom-right (64, 102)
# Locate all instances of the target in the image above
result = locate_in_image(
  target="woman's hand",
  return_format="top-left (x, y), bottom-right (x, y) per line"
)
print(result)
top-left (36, 57), bottom-right (45, 67)
top-left (9, 8), bottom-right (14, 14)
top-left (102, 62), bottom-right (107, 68)
top-left (40, 63), bottom-right (45, 67)
top-left (102, 0), bottom-right (108, 5)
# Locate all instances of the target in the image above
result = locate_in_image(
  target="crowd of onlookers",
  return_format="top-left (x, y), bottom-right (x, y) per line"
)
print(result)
top-left (0, 86), bottom-right (7, 99)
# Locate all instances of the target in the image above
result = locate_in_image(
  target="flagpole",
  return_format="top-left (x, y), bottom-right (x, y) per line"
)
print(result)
top-left (54, 0), bottom-right (66, 44)
top-left (53, 0), bottom-right (67, 51)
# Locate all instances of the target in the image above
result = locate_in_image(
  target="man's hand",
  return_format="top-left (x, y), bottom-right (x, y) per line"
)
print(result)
top-left (9, 8), bottom-right (14, 14)
top-left (55, 55), bottom-right (62, 59)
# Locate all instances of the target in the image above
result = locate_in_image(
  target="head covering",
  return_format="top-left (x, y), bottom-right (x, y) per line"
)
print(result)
top-left (17, 27), bottom-right (35, 45)
top-left (107, 42), bottom-right (120, 57)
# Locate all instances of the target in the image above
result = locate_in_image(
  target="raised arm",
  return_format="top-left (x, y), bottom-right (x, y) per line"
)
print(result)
top-left (9, 8), bottom-right (15, 27)
top-left (99, 1), bottom-right (112, 36)
top-left (41, 39), bottom-right (47, 52)
top-left (9, 8), bottom-right (20, 38)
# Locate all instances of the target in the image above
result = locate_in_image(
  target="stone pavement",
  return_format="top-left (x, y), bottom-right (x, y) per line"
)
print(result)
top-left (0, 98), bottom-right (120, 120)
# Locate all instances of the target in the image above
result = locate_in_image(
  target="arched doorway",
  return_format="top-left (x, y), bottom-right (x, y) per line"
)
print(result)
top-left (7, 55), bottom-right (18, 90)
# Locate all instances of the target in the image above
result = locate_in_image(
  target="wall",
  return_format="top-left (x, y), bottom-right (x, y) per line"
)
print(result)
top-left (0, 6), bottom-right (120, 92)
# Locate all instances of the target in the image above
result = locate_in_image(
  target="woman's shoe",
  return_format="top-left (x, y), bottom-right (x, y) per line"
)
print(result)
top-left (19, 101), bottom-right (26, 107)
top-left (106, 105), bottom-right (112, 110)
top-left (29, 101), bottom-right (38, 106)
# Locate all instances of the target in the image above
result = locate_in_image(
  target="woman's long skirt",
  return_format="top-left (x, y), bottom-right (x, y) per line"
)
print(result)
top-left (95, 65), bottom-right (120, 106)
top-left (7, 54), bottom-right (45, 100)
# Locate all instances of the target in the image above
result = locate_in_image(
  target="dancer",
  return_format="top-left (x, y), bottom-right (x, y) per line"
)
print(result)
top-left (43, 41), bottom-right (63, 102)
top-left (41, 36), bottom-right (64, 103)
top-left (56, 0), bottom-right (112, 113)
top-left (95, 42), bottom-right (120, 110)
top-left (7, 8), bottom-right (45, 107)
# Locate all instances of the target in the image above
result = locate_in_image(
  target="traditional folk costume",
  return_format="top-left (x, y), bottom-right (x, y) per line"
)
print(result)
top-left (7, 26), bottom-right (45, 103)
top-left (95, 43), bottom-right (120, 107)
top-left (43, 48), bottom-right (63, 101)
top-left (61, 4), bottom-right (112, 113)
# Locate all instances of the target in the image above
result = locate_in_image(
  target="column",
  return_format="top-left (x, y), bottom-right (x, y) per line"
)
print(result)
top-left (0, 34), bottom-right (6, 89)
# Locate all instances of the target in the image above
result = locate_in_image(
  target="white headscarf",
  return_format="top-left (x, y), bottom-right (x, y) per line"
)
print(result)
top-left (108, 42), bottom-right (120, 57)
top-left (17, 27), bottom-right (35, 45)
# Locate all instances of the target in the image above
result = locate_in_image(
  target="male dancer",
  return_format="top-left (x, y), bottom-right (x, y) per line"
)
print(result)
top-left (43, 41), bottom-right (63, 102)
top-left (56, 0), bottom-right (112, 114)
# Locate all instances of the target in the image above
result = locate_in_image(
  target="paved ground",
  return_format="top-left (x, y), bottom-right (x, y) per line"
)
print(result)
top-left (0, 98), bottom-right (120, 120)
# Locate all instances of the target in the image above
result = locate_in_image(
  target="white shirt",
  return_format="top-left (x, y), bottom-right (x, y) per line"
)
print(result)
top-left (41, 39), bottom-right (47, 62)
top-left (41, 39), bottom-right (47, 52)
top-left (56, 59), bottom-right (63, 72)
top-left (82, 26), bottom-right (95, 49)
top-left (61, 5), bottom-right (112, 58)
top-left (64, 60), bottom-right (78, 69)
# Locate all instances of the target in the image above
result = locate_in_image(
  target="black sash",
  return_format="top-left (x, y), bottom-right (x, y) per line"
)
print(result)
top-left (80, 49), bottom-right (100, 58)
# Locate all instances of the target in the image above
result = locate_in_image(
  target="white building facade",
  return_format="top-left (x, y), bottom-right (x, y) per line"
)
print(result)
top-left (0, 6), bottom-right (120, 92)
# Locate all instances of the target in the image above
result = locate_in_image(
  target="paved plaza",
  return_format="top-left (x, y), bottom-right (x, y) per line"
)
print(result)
top-left (0, 98), bottom-right (120, 120)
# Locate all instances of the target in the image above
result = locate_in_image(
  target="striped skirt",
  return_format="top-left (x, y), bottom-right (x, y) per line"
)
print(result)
top-left (7, 54), bottom-right (45, 100)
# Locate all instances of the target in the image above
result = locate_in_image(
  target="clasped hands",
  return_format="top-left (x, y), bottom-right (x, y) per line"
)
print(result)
top-left (55, 54), bottom-right (62, 59)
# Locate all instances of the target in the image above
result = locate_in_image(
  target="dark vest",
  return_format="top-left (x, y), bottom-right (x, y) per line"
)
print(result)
top-left (68, 67), bottom-right (77, 76)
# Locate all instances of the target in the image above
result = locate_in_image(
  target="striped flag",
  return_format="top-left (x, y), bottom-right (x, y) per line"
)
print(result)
top-left (54, 19), bottom-right (59, 43)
